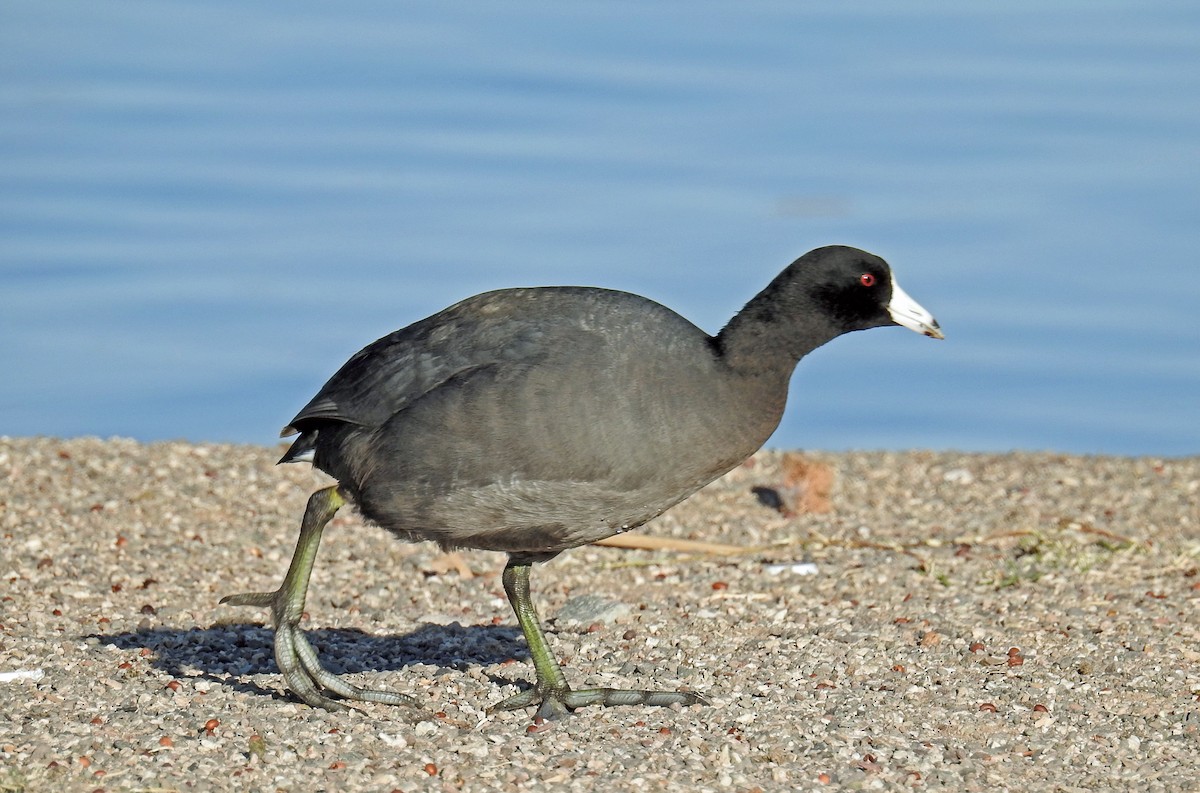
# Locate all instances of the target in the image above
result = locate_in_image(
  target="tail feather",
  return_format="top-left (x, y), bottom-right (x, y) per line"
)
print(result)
top-left (279, 430), bottom-right (318, 464)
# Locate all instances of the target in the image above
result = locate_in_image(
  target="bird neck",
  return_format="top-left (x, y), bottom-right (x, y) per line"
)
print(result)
top-left (713, 293), bottom-right (841, 377)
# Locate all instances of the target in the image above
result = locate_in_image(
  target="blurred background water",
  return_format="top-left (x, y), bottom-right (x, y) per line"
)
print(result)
top-left (2, 1), bottom-right (1198, 455)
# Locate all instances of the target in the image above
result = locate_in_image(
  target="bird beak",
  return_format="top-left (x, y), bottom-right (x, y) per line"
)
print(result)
top-left (888, 280), bottom-right (944, 339)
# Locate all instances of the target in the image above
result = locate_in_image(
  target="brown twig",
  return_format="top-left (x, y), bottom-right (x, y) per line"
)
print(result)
top-left (593, 532), bottom-right (753, 555)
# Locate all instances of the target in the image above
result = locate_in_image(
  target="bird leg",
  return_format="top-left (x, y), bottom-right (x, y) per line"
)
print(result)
top-left (489, 558), bottom-right (707, 720)
top-left (220, 485), bottom-right (419, 710)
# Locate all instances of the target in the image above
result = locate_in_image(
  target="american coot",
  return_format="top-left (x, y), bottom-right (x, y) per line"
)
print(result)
top-left (222, 245), bottom-right (942, 719)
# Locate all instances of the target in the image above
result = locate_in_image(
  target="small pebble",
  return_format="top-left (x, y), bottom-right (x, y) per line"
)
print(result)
top-left (763, 562), bottom-right (819, 576)
top-left (0, 669), bottom-right (46, 684)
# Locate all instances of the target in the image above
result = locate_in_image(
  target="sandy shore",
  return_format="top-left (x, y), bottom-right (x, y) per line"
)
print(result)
top-left (1, 436), bottom-right (1197, 791)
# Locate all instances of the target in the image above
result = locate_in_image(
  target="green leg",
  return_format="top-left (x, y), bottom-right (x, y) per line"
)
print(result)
top-left (221, 486), bottom-right (418, 710)
top-left (489, 558), bottom-right (708, 720)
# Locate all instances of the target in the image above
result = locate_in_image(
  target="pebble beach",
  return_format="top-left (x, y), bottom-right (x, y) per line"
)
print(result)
top-left (1, 436), bottom-right (1197, 791)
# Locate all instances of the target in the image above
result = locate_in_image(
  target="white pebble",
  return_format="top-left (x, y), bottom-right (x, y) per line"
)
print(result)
top-left (943, 468), bottom-right (974, 484)
top-left (378, 732), bottom-right (408, 749)
top-left (0, 668), bottom-right (45, 683)
top-left (764, 562), bottom-right (819, 576)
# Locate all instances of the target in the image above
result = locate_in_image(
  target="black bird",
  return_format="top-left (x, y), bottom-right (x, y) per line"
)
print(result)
top-left (222, 245), bottom-right (942, 719)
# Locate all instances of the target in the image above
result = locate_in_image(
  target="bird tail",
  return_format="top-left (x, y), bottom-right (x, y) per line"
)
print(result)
top-left (278, 430), bottom-right (318, 465)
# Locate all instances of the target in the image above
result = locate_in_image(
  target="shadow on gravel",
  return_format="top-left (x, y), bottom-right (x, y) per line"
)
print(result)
top-left (89, 621), bottom-right (530, 703)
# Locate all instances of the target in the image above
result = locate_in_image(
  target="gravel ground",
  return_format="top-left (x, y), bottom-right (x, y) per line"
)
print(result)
top-left (2, 436), bottom-right (1198, 792)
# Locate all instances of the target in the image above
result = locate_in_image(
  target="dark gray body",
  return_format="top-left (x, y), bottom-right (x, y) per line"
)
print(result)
top-left (281, 246), bottom-right (914, 561)
top-left (284, 287), bottom-right (788, 558)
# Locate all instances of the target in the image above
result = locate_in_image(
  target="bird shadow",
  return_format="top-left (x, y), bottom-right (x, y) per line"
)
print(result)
top-left (89, 620), bottom-right (531, 704)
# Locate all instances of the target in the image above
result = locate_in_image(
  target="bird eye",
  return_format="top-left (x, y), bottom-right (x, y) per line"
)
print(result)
top-left (859, 273), bottom-right (876, 287)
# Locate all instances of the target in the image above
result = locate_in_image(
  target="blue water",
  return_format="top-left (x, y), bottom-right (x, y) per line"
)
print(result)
top-left (3, 2), bottom-right (1198, 455)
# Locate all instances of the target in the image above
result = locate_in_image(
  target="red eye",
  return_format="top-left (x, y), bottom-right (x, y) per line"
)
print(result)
top-left (860, 273), bottom-right (876, 287)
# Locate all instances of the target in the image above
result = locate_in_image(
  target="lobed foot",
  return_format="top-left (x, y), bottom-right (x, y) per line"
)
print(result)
top-left (489, 681), bottom-right (708, 721)
top-left (221, 588), bottom-right (420, 711)
top-left (497, 558), bottom-right (709, 721)
top-left (220, 486), bottom-right (419, 711)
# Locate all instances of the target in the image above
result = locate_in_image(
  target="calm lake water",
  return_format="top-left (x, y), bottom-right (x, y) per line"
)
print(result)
top-left (3, 2), bottom-right (1198, 456)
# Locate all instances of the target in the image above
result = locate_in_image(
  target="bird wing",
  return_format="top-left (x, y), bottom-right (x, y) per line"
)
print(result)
top-left (281, 288), bottom-right (588, 435)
